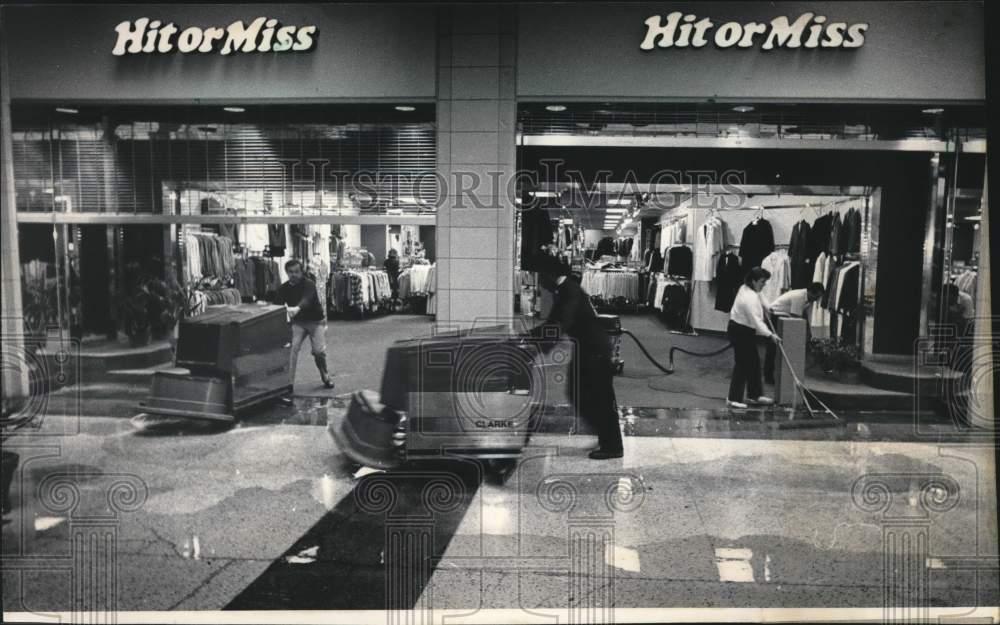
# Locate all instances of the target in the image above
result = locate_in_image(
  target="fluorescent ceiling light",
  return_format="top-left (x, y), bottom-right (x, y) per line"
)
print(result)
top-left (606, 198), bottom-right (633, 205)
top-left (395, 105), bottom-right (416, 112)
top-left (397, 196), bottom-right (422, 205)
top-left (922, 107), bottom-right (944, 114)
top-left (55, 107), bottom-right (78, 114)
top-left (605, 208), bottom-right (628, 213)
top-left (223, 106), bottom-right (245, 113)
top-left (529, 191), bottom-right (557, 198)
top-left (545, 105), bottom-right (567, 112)
top-left (732, 105), bottom-right (754, 113)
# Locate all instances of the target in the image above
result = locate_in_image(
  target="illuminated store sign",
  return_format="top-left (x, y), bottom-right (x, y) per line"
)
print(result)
top-left (113, 17), bottom-right (317, 55)
top-left (640, 11), bottom-right (868, 50)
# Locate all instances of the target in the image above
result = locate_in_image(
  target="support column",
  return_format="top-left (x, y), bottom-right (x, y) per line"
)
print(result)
top-left (0, 15), bottom-right (30, 402)
top-left (970, 176), bottom-right (993, 430)
top-left (435, 5), bottom-right (517, 329)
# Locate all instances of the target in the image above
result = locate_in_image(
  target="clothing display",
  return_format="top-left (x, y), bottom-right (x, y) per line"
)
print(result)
top-left (398, 264), bottom-right (435, 298)
top-left (828, 212), bottom-right (843, 256)
top-left (760, 249), bottom-right (791, 303)
top-left (661, 218), bottom-right (687, 248)
top-left (184, 232), bottom-right (235, 284)
top-left (267, 224), bottom-right (287, 256)
top-left (693, 215), bottom-right (725, 281)
top-left (328, 269), bottom-right (393, 314)
top-left (808, 212), bottom-right (833, 264)
top-left (714, 252), bottom-right (742, 313)
top-left (954, 269), bottom-right (978, 300)
top-left (738, 218), bottom-right (774, 275)
top-left (665, 245), bottom-right (693, 278)
top-left (187, 287), bottom-right (242, 317)
top-left (232, 256), bottom-right (281, 301)
top-left (788, 220), bottom-right (812, 288)
top-left (520, 205), bottom-right (555, 271)
top-left (842, 207), bottom-right (862, 254)
top-left (644, 248), bottom-right (664, 273)
top-left (581, 269), bottom-right (640, 302)
top-left (810, 252), bottom-right (832, 339)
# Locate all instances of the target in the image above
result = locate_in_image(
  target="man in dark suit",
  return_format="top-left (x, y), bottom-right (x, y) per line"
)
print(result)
top-left (527, 252), bottom-right (624, 459)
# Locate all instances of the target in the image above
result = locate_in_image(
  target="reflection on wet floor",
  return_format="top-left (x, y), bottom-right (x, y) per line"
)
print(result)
top-left (210, 395), bottom-right (980, 444)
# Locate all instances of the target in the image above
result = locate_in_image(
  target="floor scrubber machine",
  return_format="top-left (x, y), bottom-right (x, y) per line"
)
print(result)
top-left (137, 304), bottom-right (293, 423)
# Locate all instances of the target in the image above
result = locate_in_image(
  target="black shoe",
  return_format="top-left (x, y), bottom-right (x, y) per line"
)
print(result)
top-left (278, 396), bottom-right (294, 407)
top-left (588, 448), bottom-right (624, 460)
top-left (321, 377), bottom-right (335, 390)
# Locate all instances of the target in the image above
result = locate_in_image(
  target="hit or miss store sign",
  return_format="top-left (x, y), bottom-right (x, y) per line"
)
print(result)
top-left (112, 17), bottom-right (318, 55)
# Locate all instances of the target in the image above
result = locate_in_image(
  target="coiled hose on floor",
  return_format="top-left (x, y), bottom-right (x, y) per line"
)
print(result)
top-left (619, 329), bottom-right (733, 375)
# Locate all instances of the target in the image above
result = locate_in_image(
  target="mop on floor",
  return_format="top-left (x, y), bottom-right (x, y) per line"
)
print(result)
top-left (766, 317), bottom-right (844, 430)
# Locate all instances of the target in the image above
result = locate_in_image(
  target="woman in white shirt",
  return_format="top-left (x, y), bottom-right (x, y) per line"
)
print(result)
top-left (727, 267), bottom-right (782, 409)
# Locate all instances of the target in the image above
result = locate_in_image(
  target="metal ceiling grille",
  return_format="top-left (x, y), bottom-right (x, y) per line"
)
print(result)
top-left (12, 109), bottom-right (437, 215)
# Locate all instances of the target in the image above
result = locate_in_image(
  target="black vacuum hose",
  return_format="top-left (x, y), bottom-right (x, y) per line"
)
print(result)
top-left (619, 329), bottom-right (733, 375)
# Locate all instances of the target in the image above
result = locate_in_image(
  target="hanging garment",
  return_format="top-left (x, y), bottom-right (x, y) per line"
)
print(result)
top-left (665, 245), bottom-right (693, 279)
top-left (808, 212), bottom-right (833, 264)
top-left (843, 207), bottom-right (863, 254)
top-left (835, 262), bottom-right (861, 313)
top-left (738, 218), bottom-right (774, 275)
top-left (693, 216), bottom-right (724, 282)
top-left (760, 249), bottom-right (791, 304)
top-left (714, 252), bottom-right (742, 313)
top-left (660, 282), bottom-right (691, 331)
top-left (788, 220), bottom-right (812, 288)
top-left (268, 224), bottom-right (287, 250)
top-left (809, 252), bottom-right (830, 339)
top-left (828, 212), bottom-right (843, 256)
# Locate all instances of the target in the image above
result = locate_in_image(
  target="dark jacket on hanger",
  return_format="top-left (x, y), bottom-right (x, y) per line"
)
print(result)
top-left (828, 212), bottom-right (843, 256)
top-left (714, 252), bottom-right (742, 313)
top-left (807, 213), bottom-right (832, 263)
top-left (666, 245), bottom-right (693, 278)
top-left (836, 264), bottom-right (861, 313)
top-left (738, 218), bottom-right (774, 275)
top-left (646, 249), bottom-right (664, 273)
top-left (595, 237), bottom-right (615, 258)
top-left (843, 207), bottom-right (863, 254)
top-left (788, 220), bottom-right (812, 289)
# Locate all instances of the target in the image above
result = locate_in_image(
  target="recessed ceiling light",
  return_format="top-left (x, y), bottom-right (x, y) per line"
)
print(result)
top-left (395, 105), bottom-right (416, 112)
top-left (545, 105), bottom-right (567, 112)
top-left (223, 106), bottom-right (245, 113)
top-left (732, 105), bottom-right (754, 113)
top-left (55, 107), bottom-right (78, 114)
top-left (922, 107), bottom-right (945, 115)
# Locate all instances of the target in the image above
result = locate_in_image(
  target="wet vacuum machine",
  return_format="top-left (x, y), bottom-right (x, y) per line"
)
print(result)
top-left (138, 304), bottom-right (292, 423)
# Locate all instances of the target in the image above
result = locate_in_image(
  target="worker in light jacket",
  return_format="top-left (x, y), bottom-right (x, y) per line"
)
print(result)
top-left (527, 251), bottom-right (624, 460)
top-left (727, 267), bottom-right (782, 410)
top-left (763, 282), bottom-right (825, 384)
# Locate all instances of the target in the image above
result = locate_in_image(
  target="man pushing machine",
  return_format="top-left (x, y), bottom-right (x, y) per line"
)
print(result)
top-left (524, 252), bottom-right (624, 460)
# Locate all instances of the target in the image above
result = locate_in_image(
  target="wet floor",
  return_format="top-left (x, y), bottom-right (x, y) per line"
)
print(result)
top-left (3, 401), bottom-right (998, 614)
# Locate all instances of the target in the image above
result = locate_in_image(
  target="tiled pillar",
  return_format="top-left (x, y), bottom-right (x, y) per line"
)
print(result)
top-left (435, 5), bottom-right (517, 329)
top-left (0, 23), bottom-right (29, 399)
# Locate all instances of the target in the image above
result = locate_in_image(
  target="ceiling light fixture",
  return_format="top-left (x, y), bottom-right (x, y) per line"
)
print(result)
top-left (732, 105), bottom-right (754, 113)
top-left (223, 106), bottom-right (245, 113)
top-left (55, 107), bottom-right (79, 114)
top-left (921, 107), bottom-right (944, 115)
top-left (395, 105), bottom-right (416, 112)
top-left (545, 105), bottom-right (567, 112)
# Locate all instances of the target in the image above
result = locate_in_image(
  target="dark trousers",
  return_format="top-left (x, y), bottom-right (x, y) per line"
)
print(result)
top-left (569, 354), bottom-right (624, 452)
top-left (727, 320), bottom-right (763, 402)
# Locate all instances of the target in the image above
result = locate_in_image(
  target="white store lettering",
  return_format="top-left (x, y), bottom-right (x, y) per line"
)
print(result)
top-left (112, 17), bottom-right (318, 55)
top-left (640, 12), bottom-right (868, 51)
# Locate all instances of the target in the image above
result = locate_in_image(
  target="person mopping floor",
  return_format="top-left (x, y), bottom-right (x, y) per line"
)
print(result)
top-left (726, 267), bottom-right (782, 409)
top-left (274, 259), bottom-right (335, 405)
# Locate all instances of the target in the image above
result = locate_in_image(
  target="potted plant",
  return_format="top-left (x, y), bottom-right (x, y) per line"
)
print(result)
top-left (145, 274), bottom-right (186, 341)
top-left (808, 338), bottom-right (861, 379)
